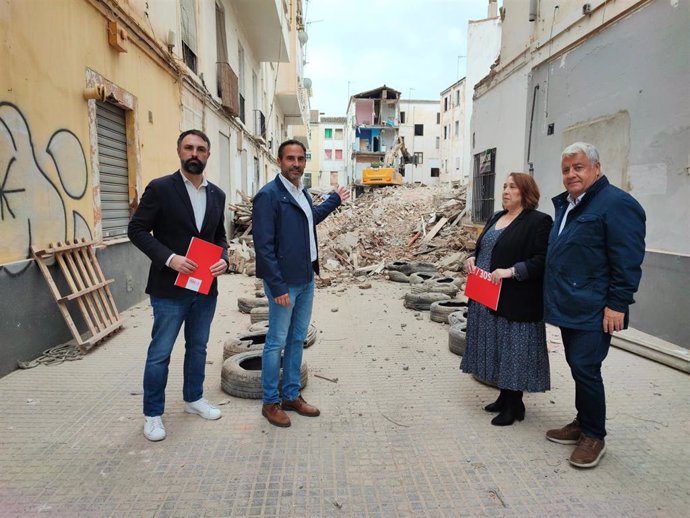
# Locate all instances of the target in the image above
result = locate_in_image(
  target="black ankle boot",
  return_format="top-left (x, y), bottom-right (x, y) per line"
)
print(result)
top-left (491, 390), bottom-right (525, 426)
top-left (484, 389), bottom-right (507, 412)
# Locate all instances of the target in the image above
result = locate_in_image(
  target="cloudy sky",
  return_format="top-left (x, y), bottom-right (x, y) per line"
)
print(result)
top-left (302, 0), bottom-right (493, 116)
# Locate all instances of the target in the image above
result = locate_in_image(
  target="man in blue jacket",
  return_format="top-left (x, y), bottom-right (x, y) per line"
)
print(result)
top-left (543, 142), bottom-right (645, 468)
top-left (252, 140), bottom-right (350, 427)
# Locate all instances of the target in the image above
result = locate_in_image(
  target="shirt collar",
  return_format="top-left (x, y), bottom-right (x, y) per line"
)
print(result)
top-left (278, 172), bottom-right (303, 194)
top-left (567, 191), bottom-right (586, 206)
top-left (181, 173), bottom-right (208, 189)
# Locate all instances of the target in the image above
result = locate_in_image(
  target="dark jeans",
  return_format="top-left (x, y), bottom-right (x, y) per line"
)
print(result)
top-left (143, 292), bottom-right (217, 416)
top-left (560, 327), bottom-right (612, 440)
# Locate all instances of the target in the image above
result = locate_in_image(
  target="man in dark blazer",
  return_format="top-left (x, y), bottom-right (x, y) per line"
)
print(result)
top-left (544, 142), bottom-right (645, 468)
top-left (252, 139), bottom-right (349, 427)
top-left (128, 129), bottom-right (229, 441)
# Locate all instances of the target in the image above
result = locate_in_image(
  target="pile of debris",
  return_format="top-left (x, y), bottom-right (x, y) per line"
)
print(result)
top-left (225, 184), bottom-right (477, 279)
top-left (317, 184), bottom-right (475, 276)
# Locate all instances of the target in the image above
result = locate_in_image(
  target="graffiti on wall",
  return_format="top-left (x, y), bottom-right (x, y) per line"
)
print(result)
top-left (0, 102), bottom-right (92, 273)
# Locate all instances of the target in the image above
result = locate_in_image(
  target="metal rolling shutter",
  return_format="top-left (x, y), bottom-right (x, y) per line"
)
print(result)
top-left (96, 101), bottom-right (129, 237)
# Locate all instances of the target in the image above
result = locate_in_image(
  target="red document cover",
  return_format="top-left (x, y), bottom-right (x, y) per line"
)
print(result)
top-left (174, 237), bottom-right (224, 295)
top-left (464, 267), bottom-right (502, 311)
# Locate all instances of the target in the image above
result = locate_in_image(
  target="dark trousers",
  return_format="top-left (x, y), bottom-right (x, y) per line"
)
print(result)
top-left (560, 327), bottom-right (612, 440)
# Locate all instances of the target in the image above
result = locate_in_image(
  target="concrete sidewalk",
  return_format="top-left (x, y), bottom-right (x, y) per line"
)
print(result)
top-left (0, 274), bottom-right (687, 517)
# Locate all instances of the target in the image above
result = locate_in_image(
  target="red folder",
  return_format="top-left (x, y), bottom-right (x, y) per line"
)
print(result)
top-left (464, 267), bottom-right (502, 310)
top-left (174, 237), bottom-right (224, 295)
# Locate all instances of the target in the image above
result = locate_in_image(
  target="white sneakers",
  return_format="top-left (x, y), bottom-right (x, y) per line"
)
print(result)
top-left (184, 398), bottom-right (222, 420)
top-left (144, 399), bottom-right (221, 441)
top-left (144, 416), bottom-right (166, 442)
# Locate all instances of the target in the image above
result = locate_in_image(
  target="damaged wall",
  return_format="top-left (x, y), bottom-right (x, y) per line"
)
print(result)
top-left (527, 0), bottom-right (690, 346)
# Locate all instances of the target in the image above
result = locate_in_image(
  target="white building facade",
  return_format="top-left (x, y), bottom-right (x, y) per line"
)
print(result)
top-left (305, 112), bottom-right (347, 188)
top-left (399, 100), bottom-right (442, 186)
top-left (438, 81), bottom-right (466, 185)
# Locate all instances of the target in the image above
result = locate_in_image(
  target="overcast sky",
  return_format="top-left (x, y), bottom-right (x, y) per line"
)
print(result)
top-left (302, 0), bottom-right (493, 116)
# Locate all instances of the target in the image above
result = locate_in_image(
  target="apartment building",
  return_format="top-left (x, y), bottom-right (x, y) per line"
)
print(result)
top-left (0, 0), bottom-right (311, 377)
top-left (305, 111), bottom-right (347, 189)
top-left (438, 81), bottom-right (466, 185)
top-left (344, 85), bottom-right (401, 184)
top-left (398, 100), bottom-right (442, 186)
top-left (470, 0), bottom-right (690, 353)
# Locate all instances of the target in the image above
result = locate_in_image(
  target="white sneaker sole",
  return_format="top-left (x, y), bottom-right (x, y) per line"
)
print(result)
top-left (144, 431), bottom-right (166, 442)
top-left (184, 406), bottom-right (221, 420)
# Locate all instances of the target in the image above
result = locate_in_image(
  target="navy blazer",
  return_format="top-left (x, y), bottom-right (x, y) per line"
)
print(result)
top-left (544, 175), bottom-right (646, 330)
top-left (252, 174), bottom-right (341, 297)
top-left (473, 209), bottom-right (553, 322)
top-left (128, 171), bottom-right (229, 298)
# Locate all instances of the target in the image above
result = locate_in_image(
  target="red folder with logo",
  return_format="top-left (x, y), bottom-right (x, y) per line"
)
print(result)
top-left (174, 237), bottom-right (224, 295)
top-left (464, 267), bottom-right (502, 310)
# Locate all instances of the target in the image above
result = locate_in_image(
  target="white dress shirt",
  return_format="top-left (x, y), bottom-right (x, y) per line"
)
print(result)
top-left (278, 173), bottom-right (317, 261)
top-left (558, 192), bottom-right (586, 235)
top-left (166, 173), bottom-right (208, 266)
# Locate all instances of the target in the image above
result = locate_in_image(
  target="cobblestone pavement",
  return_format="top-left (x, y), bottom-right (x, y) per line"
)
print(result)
top-left (0, 274), bottom-right (688, 517)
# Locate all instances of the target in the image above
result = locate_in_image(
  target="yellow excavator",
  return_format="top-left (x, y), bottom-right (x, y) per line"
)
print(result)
top-left (357, 137), bottom-right (412, 193)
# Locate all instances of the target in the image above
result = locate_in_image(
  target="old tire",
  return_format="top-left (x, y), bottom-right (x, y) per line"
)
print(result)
top-left (238, 297), bottom-right (268, 314)
top-left (245, 321), bottom-right (317, 348)
top-left (220, 351), bottom-right (308, 399)
top-left (448, 323), bottom-right (467, 356)
top-left (448, 309), bottom-right (469, 327)
top-left (403, 292), bottom-right (451, 311)
top-left (388, 270), bottom-right (411, 283)
top-left (430, 300), bottom-right (469, 324)
top-left (388, 261), bottom-right (437, 276)
top-left (223, 330), bottom-right (267, 360)
top-left (472, 374), bottom-right (498, 388)
top-left (409, 272), bottom-right (438, 284)
top-left (250, 306), bottom-right (269, 323)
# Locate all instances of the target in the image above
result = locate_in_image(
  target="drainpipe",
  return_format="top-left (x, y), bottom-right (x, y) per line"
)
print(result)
top-left (529, 0), bottom-right (538, 21)
top-left (526, 84), bottom-right (539, 174)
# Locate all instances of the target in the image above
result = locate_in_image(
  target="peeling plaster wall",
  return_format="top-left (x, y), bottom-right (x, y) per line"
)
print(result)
top-left (527, 0), bottom-right (690, 346)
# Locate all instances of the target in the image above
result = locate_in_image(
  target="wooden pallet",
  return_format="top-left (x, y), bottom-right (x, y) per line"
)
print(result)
top-left (32, 238), bottom-right (123, 352)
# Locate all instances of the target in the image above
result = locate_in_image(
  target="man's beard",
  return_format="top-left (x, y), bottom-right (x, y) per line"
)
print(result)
top-left (183, 158), bottom-right (206, 175)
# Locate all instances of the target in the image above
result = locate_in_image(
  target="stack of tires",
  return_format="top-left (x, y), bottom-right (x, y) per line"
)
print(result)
top-left (430, 300), bottom-right (469, 323)
top-left (223, 293), bottom-right (316, 399)
top-left (403, 274), bottom-right (464, 312)
top-left (447, 308), bottom-right (468, 356)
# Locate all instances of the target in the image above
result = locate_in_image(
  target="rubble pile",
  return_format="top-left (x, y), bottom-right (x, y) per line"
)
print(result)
top-left (317, 184), bottom-right (476, 276)
top-left (225, 184), bottom-right (477, 279)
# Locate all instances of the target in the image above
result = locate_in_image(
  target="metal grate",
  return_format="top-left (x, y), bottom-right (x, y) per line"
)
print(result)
top-left (96, 101), bottom-right (129, 238)
top-left (472, 148), bottom-right (496, 223)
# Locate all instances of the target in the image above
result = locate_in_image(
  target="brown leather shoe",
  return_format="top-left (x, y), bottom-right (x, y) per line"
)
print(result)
top-left (545, 420), bottom-right (581, 445)
top-left (262, 403), bottom-right (291, 427)
top-left (281, 396), bottom-right (320, 417)
top-left (569, 435), bottom-right (606, 468)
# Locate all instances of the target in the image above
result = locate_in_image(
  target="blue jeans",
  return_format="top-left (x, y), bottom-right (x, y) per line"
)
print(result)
top-left (262, 280), bottom-right (314, 404)
top-left (560, 327), bottom-right (612, 440)
top-left (143, 292), bottom-right (217, 416)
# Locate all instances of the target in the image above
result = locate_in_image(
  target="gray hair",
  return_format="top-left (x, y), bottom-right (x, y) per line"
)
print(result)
top-left (561, 142), bottom-right (599, 165)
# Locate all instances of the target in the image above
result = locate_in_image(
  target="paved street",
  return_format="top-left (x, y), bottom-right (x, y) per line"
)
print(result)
top-left (0, 274), bottom-right (688, 517)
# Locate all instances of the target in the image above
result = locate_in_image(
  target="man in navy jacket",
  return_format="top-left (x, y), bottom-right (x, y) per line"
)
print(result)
top-left (129, 130), bottom-right (229, 441)
top-left (252, 140), bottom-right (349, 427)
top-left (543, 142), bottom-right (645, 468)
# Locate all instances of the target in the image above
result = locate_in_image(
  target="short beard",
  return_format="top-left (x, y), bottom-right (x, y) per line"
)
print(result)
top-left (183, 158), bottom-right (206, 175)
